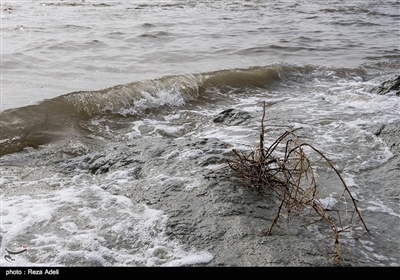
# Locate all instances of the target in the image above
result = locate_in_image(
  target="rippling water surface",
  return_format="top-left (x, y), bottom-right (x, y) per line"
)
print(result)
top-left (1, 0), bottom-right (399, 267)
top-left (2, 0), bottom-right (399, 109)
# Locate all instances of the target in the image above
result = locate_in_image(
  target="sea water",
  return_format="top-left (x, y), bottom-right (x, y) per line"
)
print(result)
top-left (1, 0), bottom-right (399, 266)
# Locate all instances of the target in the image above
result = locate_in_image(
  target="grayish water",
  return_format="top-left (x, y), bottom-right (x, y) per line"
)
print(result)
top-left (0, 0), bottom-right (399, 267)
top-left (2, 0), bottom-right (399, 109)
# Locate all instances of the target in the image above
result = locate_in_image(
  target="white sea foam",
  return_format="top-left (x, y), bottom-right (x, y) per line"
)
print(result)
top-left (0, 175), bottom-right (213, 267)
top-left (366, 201), bottom-right (400, 219)
top-left (127, 117), bottom-right (189, 139)
top-left (136, 90), bottom-right (185, 111)
top-left (318, 196), bottom-right (338, 210)
top-left (359, 240), bottom-right (375, 252)
top-left (178, 149), bottom-right (204, 160)
top-left (191, 126), bottom-right (257, 151)
top-left (373, 253), bottom-right (390, 262)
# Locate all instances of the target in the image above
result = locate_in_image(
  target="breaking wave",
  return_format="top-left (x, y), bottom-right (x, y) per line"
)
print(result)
top-left (0, 64), bottom-right (373, 156)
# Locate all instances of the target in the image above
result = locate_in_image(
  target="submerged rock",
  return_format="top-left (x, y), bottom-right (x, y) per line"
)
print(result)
top-left (371, 75), bottom-right (400, 96)
top-left (375, 121), bottom-right (400, 156)
top-left (213, 109), bottom-right (253, 125)
top-left (113, 136), bottom-right (334, 266)
top-left (60, 134), bottom-right (335, 266)
top-left (7, 119), bottom-right (356, 267)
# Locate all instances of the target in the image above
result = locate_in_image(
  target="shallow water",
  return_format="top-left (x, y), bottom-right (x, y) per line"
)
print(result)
top-left (1, 0), bottom-right (399, 267)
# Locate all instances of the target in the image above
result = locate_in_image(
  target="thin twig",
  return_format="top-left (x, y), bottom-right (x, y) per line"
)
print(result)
top-left (225, 101), bottom-right (369, 266)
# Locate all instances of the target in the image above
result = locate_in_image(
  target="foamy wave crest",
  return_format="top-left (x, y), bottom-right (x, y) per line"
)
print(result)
top-left (0, 64), bottom-right (370, 156)
top-left (59, 65), bottom-right (295, 116)
top-left (60, 74), bottom-right (201, 116)
top-left (0, 74), bottom-right (202, 156)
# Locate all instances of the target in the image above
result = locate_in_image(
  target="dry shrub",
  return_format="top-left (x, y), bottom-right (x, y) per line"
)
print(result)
top-left (226, 101), bottom-right (369, 266)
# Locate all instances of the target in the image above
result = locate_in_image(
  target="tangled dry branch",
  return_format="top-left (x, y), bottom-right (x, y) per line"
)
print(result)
top-left (226, 101), bottom-right (369, 266)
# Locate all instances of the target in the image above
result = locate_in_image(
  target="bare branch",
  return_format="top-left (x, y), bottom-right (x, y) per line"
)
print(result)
top-left (225, 101), bottom-right (369, 266)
